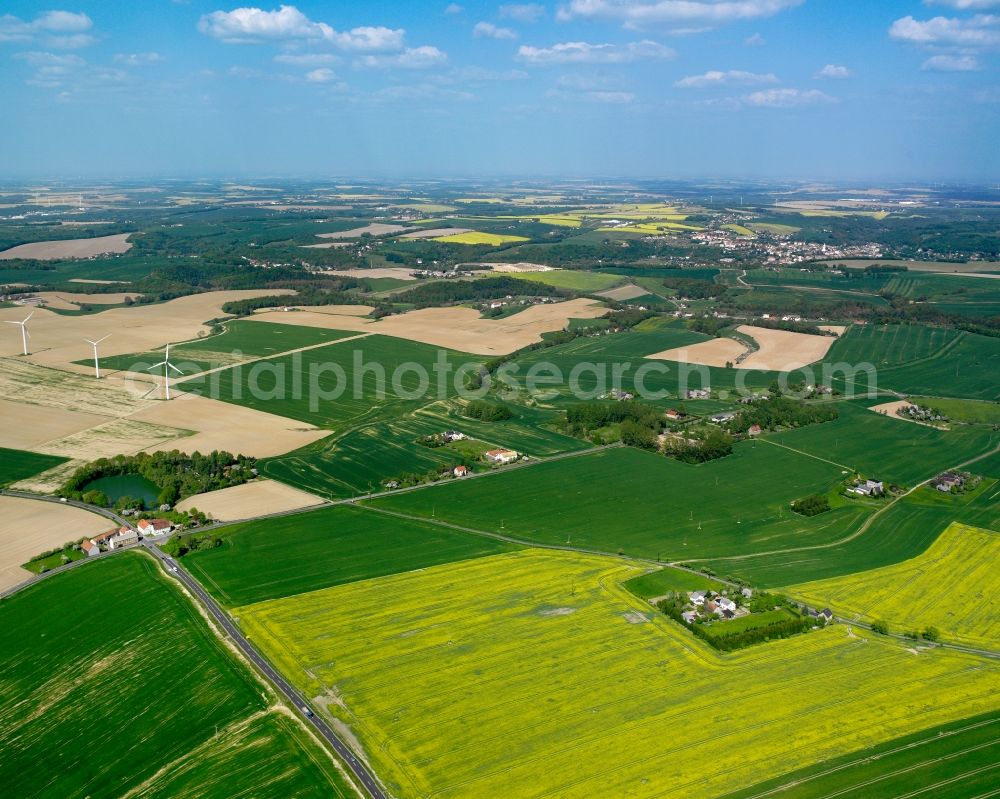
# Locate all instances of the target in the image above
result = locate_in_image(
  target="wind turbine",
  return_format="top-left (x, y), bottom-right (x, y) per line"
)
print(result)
top-left (5, 310), bottom-right (33, 355)
top-left (145, 343), bottom-right (182, 400)
top-left (84, 334), bottom-right (111, 378)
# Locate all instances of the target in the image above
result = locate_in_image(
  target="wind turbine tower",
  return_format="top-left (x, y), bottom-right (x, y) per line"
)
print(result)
top-left (85, 334), bottom-right (111, 378)
top-left (146, 343), bottom-right (182, 400)
top-left (5, 310), bottom-right (33, 355)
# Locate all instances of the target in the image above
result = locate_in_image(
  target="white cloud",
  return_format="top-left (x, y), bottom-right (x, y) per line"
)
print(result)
top-left (500, 4), bottom-right (546, 23)
top-left (922, 52), bottom-right (980, 69)
top-left (114, 52), bottom-right (165, 66)
top-left (516, 39), bottom-right (675, 64)
top-left (744, 32), bottom-right (765, 46)
top-left (198, 5), bottom-right (405, 51)
top-left (273, 52), bottom-right (339, 65)
top-left (473, 22), bottom-right (518, 39)
top-left (0, 10), bottom-right (96, 47)
top-left (815, 63), bottom-right (851, 79)
top-left (449, 65), bottom-right (529, 81)
top-left (444, 3), bottom-right (465, 14)
top-left (356, 46), bottom-right (448, 69)
top-left (675, 69), bottom-right (777, 88)
top-left (743, 87), bottom-right (835, 107)
top-left (925, 0), bottom-right (1000, 9)
top-left (13, 50), bottom-right (126, 90)
top-left (556, 0), bottom-right (803, 28)
top-left (585, 89), bottom-right (635, 103)
top-left (888, 14), bottom-right (1000, 47)
top-left (305, 66), bottom-right (336, 81)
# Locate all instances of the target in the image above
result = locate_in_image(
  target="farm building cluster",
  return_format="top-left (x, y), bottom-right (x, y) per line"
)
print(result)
top-left (79, 518), bottom-right (173, 557)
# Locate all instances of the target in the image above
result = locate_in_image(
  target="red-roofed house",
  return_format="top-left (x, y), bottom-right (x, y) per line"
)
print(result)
top-left (79, 538), bottom-right (99, 557)
top-left (484, 449), bottom-right (519, 465)
top-left (747, 424), bottom-right (762, 436)
top-left (137, 518), bottom-right (173, 537)
top-left (453, 465), bottom-right (470, 478)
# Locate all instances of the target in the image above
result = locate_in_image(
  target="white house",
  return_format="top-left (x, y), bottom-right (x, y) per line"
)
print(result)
top-left (485, 449), bottom-right (519, 465)
top-left (107, 527), bottom-right (139, 550)
top-left (137, 518), bottom-right (173, 537)
top-left (79, 538), bottom-right (100, 557)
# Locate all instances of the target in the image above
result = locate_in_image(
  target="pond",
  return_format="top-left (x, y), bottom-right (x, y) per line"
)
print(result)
top-left (81, 473), bottom-right (161, 507)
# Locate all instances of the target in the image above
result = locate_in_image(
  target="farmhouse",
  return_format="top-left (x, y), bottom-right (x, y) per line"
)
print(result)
top-left (850, 479), bottom-right (884, 497)
top-left (453, 465), bottom-right (470, 478)
top-left (442, 430), bottom-right (466, 442)
top-left (665, 409), bottom-right (685, 421)
top-left (933, 472), bottom-right (965, 492)
top-left (79, 538), bottom-right (99, 557)
top-left (106, 527), bottom-right (139, 550)
top-left (137, 518), bottom-right (173, 536)
top-left (485, 449), bottom-right (519, 465)
top-left (686, 389), bottom-right (710, 400)
top-left (710, 412), bottom-right (736, 424)
top-left (747, 424), bottom-right (763, 436)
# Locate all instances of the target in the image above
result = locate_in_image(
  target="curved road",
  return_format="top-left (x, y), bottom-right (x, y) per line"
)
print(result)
top-left (141, 541), bottom-right (387, 799)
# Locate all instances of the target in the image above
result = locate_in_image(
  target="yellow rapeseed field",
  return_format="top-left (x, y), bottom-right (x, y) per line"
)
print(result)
top-left (434, 231), bottom-right (529, 245)
top-left (787, 522), bottom-right (999, 649)
top-left (236, 549), bottom-right (1000, 799)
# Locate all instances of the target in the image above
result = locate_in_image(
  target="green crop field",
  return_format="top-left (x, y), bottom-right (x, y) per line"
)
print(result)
top-left (763, 401), bottom-right (996, 485)
top-left (235, 549), bottom-right (1000, 799)
top-left (823, 325), bottom-right (1000, 400)
top-left (180, 334), bottom-right (478, 429)
top-left (698, 477), bottom-right (1000, 587)
top-left (787, 522), bottom-right (999, 648)
top-left (914, 396), bottom-right (1000, 425)
top-left (510, 269), bottom-right (622, 292)
top-left (368, 444), bottom-right (869, 561)
top-left (90, 320), bottom-right (361, 376)
top-left (0, 446), bottom-right (67, 486)
top-left (623, 566), bottom-right (724, 600)
top-left (262, 398), bottom-right (589, 498)
top-left (183, 504), bottom-right (518, 606)
top-left (0, 553), bottom-right (357, 798)
top-left (721, 711), bottom-right (1000, 799)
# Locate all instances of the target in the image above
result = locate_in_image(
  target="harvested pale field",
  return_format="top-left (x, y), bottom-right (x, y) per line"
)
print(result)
top-left (301, 242), bottom-right (353, 249)
top-left (67, 278), bottom-right (128, 284)
top-left (127, 394), bottom-right (331, 458)
top-left (317, 224), bottom-right (411, 239)
top-left (818, 324), bottom-right (848, 334)
top-left (0, 399), bottom-right (107, 451)
top-left (869, 399), bottom-right (916, 417)
top-left (10, 460), bottom-right (85, 494)
top-left (736, 325), bottom-right (839, 371)
top-left (33, 418), bottom-right (187, 461)
top-left (250, 298), bottom-right (609, 356)
top-left (598, 284), bottom-right (648, 301)
top-left (399, 228), bottom-right (473, 239)
top-left (320, 268), bottom-right (417, 280)
top-left (647, 336), bottom-right (748, 368)
top-left (0, 290), bottom-right (292, 367)
top-left (0, 496), bottom-right (109, 592)
top-left (0, 233), bottom-right (133, 260)
top-left (479, 262), bottom-right (553, 273)
top-left (0, 359), bottom-right (155, 416)
top-left (942, 271), bottom-right (1000, 280)
top-left (176, 480), bottom-right (324, 521)
top-left (31, 292), bottom-right (141, 311)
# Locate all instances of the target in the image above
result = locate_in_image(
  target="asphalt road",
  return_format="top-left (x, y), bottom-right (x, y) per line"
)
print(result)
top-left (140, 541), bottom-right (387, 799)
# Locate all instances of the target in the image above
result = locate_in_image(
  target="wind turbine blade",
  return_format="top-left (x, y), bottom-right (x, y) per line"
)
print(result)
top-left (3, 320), bottom-right (19, 325)
top-left (85, 338), bottom-right (97, 346)
top-left (168, 363), bottom-right (183, 374)
top-left (148, 360), bottom-right (167, 370)
top-left (96, 334), bottom-right (111, 344)
top-left (23, 311), bottom-right (34, 323)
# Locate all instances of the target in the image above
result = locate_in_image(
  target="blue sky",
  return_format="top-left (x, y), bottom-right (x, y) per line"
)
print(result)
top-left (1, 1), bottom-right (998, 181)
